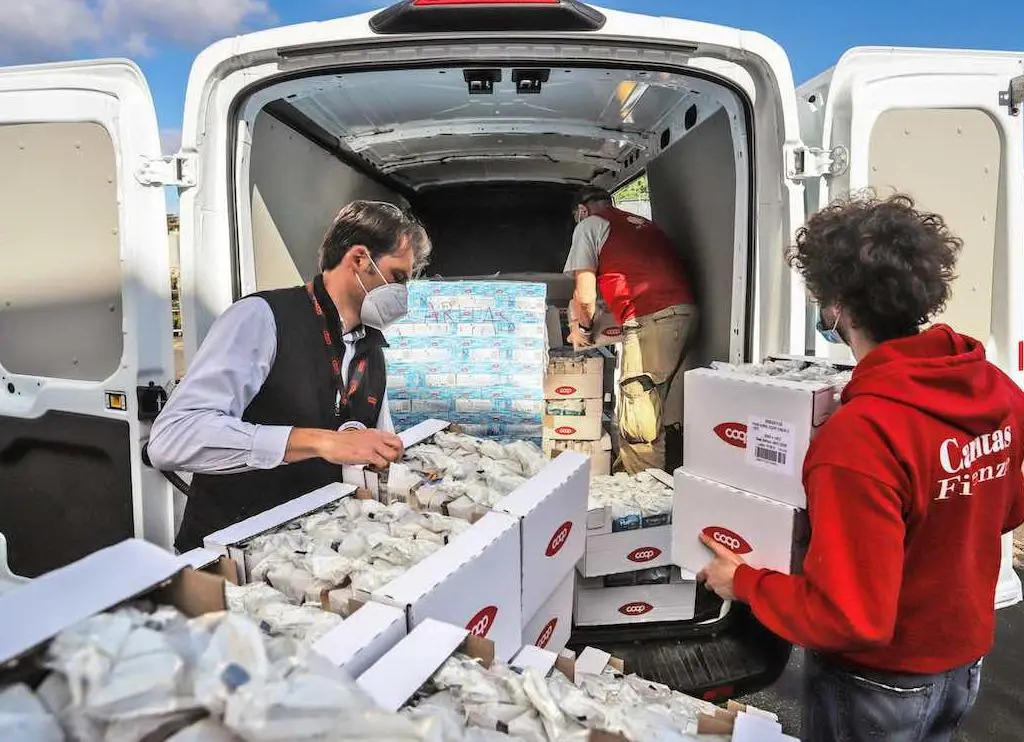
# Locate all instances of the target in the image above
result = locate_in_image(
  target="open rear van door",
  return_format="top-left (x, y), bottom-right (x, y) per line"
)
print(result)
top-left (0, 60), bottom-right (175, 578)
top-left (798, 48), bottom-right (1024, 608)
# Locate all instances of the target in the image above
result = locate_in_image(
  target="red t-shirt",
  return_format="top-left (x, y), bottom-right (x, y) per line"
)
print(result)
top-left (734, 325), bottom-right (1024, 673)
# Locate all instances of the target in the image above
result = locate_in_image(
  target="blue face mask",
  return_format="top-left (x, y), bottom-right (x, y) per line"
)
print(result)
top-left (816, 307), bottom-right (845, 345)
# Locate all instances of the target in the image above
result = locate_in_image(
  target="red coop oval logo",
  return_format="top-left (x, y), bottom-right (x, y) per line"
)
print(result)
top-left (536, 618), bottom-right (558, 649)
top-left (702, 526), bottom-right (753, 555)
top-left (554, 385), bottom-right (577, 396)
top-left (602, 327), bottom-right (623, 338)
top-left (545, 521), bottom-right (573, 557)
top-left (714, 422), bottom-right (748, 448)
top-left (555, 426), bottom-right (577, 436)
top-left (627, 546), bottom-right (662, 563)
top-left (466, 606), bottom-right (499, 637)
top-left (619, 601), bottom-right (654, 616)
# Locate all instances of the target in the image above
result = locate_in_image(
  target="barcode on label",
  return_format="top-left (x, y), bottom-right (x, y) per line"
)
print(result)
top-left (755, 446), bottom-right (786, 465)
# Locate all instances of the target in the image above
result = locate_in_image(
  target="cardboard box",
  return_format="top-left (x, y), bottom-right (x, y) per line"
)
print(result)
top-left (577, 525), bottom-right (673, 578)
top-left (371, 511), bottom-right (523, 662)
top-left (202, 483), bottom-right (356, 583)
top-left (544, 433), bottom-right (612, 477)
top-left (590, 307), bottom-right (624, 347)
top-left (0, 539), bottom-right (226, 667)
top-left (310, 601), bottom-right (407, 678)
top-left (495, 450), bottom-right (589, 623)
top-left (543, 397), bottom-right (603, 441)
top-left (672, 468), bottom-right (808, 575)
top-left (521, 570), bottom-right (574, 653)
top-left (545, 354), bottom-right (604, 399)
top-left (585, 468), bottom-right (673, 536)
top-left (574, 568), bottom-right (697, 626)
top-left (343, 418), bottom-right (451, 498)
top-left (683, 368), bottom-right (839, 508)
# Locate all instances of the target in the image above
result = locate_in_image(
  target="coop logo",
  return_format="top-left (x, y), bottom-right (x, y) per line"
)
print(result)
top-left (702, 527), bottom-right (753, 555)
top-left (619, 601), bottom-right (654, 616)
top-left (536, 618), bottom-right (558, 649)
top-left (601, 327), bottom-right (623, 338)
top-left (555, 426), bottom-right (577, 436)
top-left (714, 422), bottom-right (747, 448)
top-left (627, 546), bottom-right (662, 563)
top-left (554, 385), bottom-right (577, 396)
top-left (466, 606), bottom-right (499, 638)
top-left (545, 521), bottom-right (573, 557)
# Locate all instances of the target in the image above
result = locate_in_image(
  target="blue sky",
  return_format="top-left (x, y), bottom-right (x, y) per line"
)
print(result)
top-left (3, 0), bottom-right (1022, 211)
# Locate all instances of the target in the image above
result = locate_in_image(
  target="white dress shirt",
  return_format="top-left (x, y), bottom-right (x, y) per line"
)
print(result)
top-left (147, 297), bottom-right (393, 474)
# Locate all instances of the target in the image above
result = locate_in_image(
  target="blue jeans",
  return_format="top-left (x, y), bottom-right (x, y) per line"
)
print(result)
top-left (803, 652), bottom-right (983, 742)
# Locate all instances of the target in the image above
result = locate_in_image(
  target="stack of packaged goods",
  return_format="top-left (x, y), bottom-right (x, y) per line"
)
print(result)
top-left (384, 281), bottom-right (548, 443)
top-left (543, 349), bottom-right (612, 477)
top-left (575, 471), bottom-right (698, 626)
top-left (672, 358), bottom-right (853, 576)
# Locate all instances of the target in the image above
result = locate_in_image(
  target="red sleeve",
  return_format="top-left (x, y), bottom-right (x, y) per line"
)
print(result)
top-left (1004, 463), bottom-right (1024, 534)
top-left (733, 465), bottom-right (906, 653)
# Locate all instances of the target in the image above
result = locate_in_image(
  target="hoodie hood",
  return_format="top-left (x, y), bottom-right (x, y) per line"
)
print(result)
top-left (843, 324), bottom-right (1011, 437)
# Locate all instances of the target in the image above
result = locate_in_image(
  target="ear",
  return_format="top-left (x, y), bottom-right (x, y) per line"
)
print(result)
top-left (346, 245), bottom-right (370, 269)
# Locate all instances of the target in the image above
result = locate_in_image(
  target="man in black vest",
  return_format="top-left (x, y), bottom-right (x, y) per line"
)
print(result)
top-left (148, 200), bottom-right (431, 551)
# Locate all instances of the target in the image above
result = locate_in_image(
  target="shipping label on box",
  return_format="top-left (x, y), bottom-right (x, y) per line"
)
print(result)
top-left (574, 568), bottom-right (697, 626)
top-left (521, 570), bottom-right (574, 654)
top-left (311, 601), bottom-right (407, 679)
top-left (496, 451), bottom-right (589, 622)
top-left (543, 398), bottom-right (603, 441)
top-left (371, 511), bottom-right (523, 662)
top-left (577, 524), bottom-right (673, 578)
top-left (683, 368), bottom-right (838, 508)
top-left (672, 468), bottom-right (807, 575)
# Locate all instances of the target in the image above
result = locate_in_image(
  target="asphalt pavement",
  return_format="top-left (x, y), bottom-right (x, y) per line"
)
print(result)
top-left (739, 569), bottom-right (1024, 741)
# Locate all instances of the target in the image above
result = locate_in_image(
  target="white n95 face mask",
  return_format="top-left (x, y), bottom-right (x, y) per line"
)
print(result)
top-left (358, 257), bottom-right (408, 331)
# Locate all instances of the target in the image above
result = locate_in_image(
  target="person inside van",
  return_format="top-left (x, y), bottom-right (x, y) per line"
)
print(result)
top-left (148, 200), bottom-right (431, 551)
top-left (563, 186), bottom-right (697, 474)
top-left (696, 193), bottom-right (1024, 742)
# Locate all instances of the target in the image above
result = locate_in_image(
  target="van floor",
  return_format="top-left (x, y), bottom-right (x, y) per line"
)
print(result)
top-left (741, 568), bottom-right (1024, 741)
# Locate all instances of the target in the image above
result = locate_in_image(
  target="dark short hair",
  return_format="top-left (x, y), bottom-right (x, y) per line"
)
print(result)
top-left (575, 186), bottom-right (613, 209)
top-left (786, 192), bottom-right (962, 343)
top-left (318, 200), bottom-right (431, 272)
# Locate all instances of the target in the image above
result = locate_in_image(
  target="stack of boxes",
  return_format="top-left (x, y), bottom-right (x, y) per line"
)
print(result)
top-left (384, 281), bottom-right (548, 442)
top-left (542, 349), bottom-right (612, 476)
top-left (671, 365), bottom-right (844, 576)
top-left (575, 470), bottom-right (697, 626)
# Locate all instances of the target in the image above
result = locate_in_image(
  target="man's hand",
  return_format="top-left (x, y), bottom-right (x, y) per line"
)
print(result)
top-left (696, 532), bottom-right (747, 601)
top-left (286, 428), bottom-right (404, 468)
top-left (567, 325), bottom-right (594, 351)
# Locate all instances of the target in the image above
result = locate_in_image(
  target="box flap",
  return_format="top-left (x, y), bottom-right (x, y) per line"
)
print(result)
top-left (644, 468), bottom-right (673, 490)
top-left (498, 451), bottom-right (588, 518)
top-left (150, 567), bottom-right (228, 617)
top-left (574, 646), bottom-right (612, 682)
top-left (176, 547), bottom-right (223, 571)
top-left (311, 602), bottom-right (406, 677)
top-left (0, 539), bottom-right (182, 664)
top-left (399, 419), bottom-right (451, 449)
top-left (356, 618), bottom-right (467, 712)
top-left (732, 711), bottom-right (784, 740)
top-left (510, 644), bottom-right (558, 676)
top-left (203, 483), bottom-right (354, 549)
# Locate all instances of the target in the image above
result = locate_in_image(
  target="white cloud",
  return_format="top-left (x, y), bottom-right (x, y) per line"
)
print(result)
top-left (0, 0), bottom-right (274, 64)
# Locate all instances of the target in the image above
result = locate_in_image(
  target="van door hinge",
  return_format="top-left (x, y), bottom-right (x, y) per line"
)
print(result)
top-left (998, 74), bottom-right (1024, 116)
top-left (135, 153), bottom-right (197, 188)
top-left (786, 145), bottom-right (849, 180)
top-left (137, 382), bottom-right (168, 422)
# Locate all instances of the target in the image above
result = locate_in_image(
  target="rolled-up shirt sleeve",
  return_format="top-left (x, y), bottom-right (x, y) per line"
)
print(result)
top-left (147, 298), bottom-right (291, 474)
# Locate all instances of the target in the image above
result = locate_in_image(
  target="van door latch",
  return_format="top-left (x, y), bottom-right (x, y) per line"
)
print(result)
top-left (786, 145), bottom-right (849, 180)
top-left (998, 74), bottom-right (1024, 116)
top-left (136, 153), bottom-right (197, 188)
top-left (137, 382), bottom-right (168, 422)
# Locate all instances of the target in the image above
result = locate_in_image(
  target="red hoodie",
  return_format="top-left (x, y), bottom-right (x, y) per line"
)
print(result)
top-left (734, 325), bottom-right (1024, 673)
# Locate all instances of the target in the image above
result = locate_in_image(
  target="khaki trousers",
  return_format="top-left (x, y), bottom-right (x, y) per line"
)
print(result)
top-left (616, 304), bottom-right (697, 474)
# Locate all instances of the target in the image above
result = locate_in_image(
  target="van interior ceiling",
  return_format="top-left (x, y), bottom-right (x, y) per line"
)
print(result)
top-left (242, 63), bottom-right (751, 367)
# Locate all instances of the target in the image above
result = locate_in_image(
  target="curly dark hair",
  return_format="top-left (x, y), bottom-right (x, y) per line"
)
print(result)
top-left (786, 192), bottom-right (963, 343)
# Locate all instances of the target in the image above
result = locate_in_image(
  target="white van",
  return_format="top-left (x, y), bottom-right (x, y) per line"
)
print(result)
top-left (0, 0), bottom-right (1021, 698)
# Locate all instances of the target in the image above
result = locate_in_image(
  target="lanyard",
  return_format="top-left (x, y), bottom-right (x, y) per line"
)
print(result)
top-left (305, 275), bottom-right (368, 419)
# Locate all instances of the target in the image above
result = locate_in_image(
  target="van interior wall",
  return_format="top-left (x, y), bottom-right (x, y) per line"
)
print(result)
top-left (249, 112), bottom-right (403, 290)
top-left (647, 107), bottom-right (738, 368)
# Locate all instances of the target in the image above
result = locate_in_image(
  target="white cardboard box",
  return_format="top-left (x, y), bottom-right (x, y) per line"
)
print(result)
top-left (683, 368), bottom-right (838, 508)
top-left (590, 308), bottom-right (624, 347)
top-left (544, 355), bottom-right (604, 399)
top-left (521, 570), bottom-right (574, 653)
top-left (202, 483), bottom-right (355, 583)
top-left (577, 525), bottom-right (673, 578)
top-left (310, 601), bottom-right (407, 678)
top-left (543, 433), bottom-right (612, 477)
top-left (371, 511), bottom-right (523, 662)
top-left (495, 450), bottom-right (589, 623)
top-left (543, 398), bottom-right (603, 441)
top-left (672, 468), bottom-right (808, 575)
top-left (574, 568), bottom-right (697, 626)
